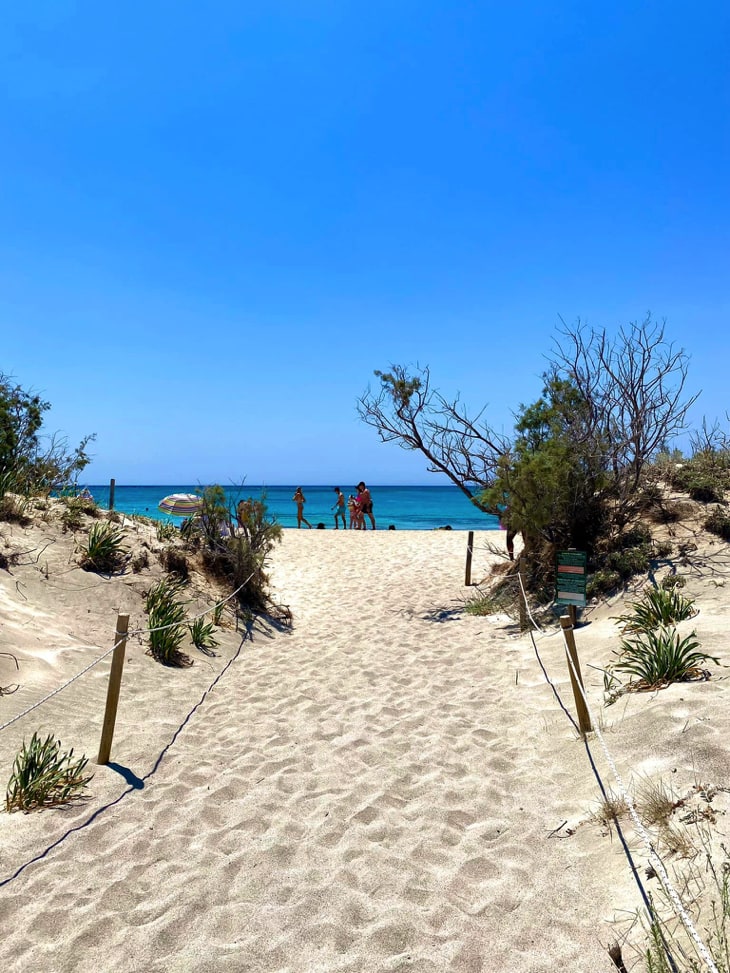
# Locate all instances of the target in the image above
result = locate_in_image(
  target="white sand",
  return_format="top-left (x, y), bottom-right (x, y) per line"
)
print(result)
top-left (1, 509), bottom-right (729, 972)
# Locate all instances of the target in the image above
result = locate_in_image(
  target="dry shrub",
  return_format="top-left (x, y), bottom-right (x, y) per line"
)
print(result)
top-left (160, 546), bottom-right (189, 580)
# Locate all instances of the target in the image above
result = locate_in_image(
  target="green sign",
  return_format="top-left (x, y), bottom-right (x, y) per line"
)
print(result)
top-left (556, 550), bottom-right (587, 607)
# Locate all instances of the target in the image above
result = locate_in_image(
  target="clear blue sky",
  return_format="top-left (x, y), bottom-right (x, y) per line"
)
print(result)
top-left (2, 2), bottom-right (728, 485)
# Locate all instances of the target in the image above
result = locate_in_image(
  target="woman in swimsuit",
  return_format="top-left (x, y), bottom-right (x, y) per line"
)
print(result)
top-left (356, 481), bottom-right (376, 530)
top-left (292, 487), bottom-right (312, 528)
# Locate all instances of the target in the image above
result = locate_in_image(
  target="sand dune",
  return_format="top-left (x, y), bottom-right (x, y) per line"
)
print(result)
top-left (1, 511), bottom-right (728, 972)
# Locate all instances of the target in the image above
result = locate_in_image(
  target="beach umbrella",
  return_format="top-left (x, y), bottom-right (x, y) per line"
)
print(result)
top-left (158, 493), bottom-right (203, 517)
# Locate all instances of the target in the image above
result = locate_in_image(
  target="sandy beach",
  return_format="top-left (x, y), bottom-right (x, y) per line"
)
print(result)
top-left (1, 508), bottom-right (729, 972)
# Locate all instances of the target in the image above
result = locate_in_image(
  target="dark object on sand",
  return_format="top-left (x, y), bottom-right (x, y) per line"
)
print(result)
top-left (435, 525), bottom-right (452, 531)
top-left (388, 524), bottom-right (396, 530)
top-left (316, 522), bottom-right (326, 529)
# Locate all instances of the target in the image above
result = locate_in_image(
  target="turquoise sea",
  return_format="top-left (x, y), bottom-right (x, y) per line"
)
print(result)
top-left (86, 484), bottom-right (500, 532)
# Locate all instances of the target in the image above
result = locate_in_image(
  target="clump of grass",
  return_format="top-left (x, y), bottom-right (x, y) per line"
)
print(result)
top-left (156, 520), bottom-right (178, 541)
top-left (145, 577), bottom-right (191, 666)
top-left (60, 495), bottom-right (100, 532)
top-left (705, 507), bottom-right (730, 541)
top-left (612, 627), bottom-right (719, 691)
top-left (615, 587), bottom-right (698, 633)
top-left (6, 731), bottom-right (93, 812)
top-left (592, 789), bottom-right (629, 832)
top-left (189, 616), bottom-right (219, 654)
top-left (0, 493), bottom-right (32, 525)
top-left (637, 777), bottom-right (681, 828)
top-left (79, 522), bottom-right (127, 573)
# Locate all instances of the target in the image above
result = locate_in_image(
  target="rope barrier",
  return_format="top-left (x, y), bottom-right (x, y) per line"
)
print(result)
top-left (558, 623), bottom-right (720, 973)
top-left (513, 571), bottom-right (717, 972)
top-left (0, 570), bottom-right (256, 736)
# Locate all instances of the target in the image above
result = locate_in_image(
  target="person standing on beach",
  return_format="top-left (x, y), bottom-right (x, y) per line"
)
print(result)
top-left (357, 481), bottom-right (376, 530)
top-left (292, 487), bottom-right (312, 528)
top-left (332, 487), bottom-right (347, 529)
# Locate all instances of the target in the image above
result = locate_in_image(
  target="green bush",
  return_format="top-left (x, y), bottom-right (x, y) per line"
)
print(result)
top-left (615, 587), bottom-right (697, 633)
top-left (146, 577), bottom-right (190, 666)
top-left (6, 731), bottom-right (92, 812)
top-left (79, 522), bottom-right (127, 573)
top-left (705, 507), bottom-right (730, 541)
top-left (605, 544), bottom-right (653, 579)
top-left (612, 627), bottom-right (719, 690)
top-left (194, 488), bottom-right (286, 619)
top-left (688, 478), bottom-right (725, 503)
top-left (587, 569), bottom-right (622, 598)
top-left (660, 573), bottom-right (686, 590)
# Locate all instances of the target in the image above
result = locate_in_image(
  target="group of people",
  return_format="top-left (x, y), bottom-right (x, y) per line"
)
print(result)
top-left (292, 483), bottom-right (376, 530)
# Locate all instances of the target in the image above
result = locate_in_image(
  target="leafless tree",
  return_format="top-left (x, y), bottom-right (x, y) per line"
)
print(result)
top-left (357, 365), bottom-right (511, 511)
top-left (549, 314), bottom-right (699, 505)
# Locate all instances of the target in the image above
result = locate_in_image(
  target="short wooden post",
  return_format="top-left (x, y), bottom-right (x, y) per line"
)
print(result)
top-left (464, 531), bottom-right (474, 586)
top-left (97, 614), bottom-right (129, 765)
top-left (109, 478), bottom-right (116, 511)
top-left (518, 559), bottom-right (528, 632)
top-left (560, 614), bottom-right (592, 736)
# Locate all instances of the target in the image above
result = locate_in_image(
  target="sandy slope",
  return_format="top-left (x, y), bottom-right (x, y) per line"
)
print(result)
top-left (0, 505), bottom-right (729, 972)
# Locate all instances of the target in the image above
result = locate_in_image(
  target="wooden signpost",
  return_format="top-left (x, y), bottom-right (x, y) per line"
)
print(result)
top-left (556, 549), bottom-right (587, 624)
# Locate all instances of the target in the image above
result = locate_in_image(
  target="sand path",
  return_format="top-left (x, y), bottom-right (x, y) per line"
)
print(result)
top-left (0, 529), bottom-right (645, 972)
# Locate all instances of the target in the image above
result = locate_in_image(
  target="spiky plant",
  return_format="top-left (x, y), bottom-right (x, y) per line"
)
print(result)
top-left (189, 616), bottom-right (219, 652)
top-left (145, 577), bottom-right (190, 666)
top-left (615, 587), bottom-right (698, 633)
top-left (6, 732), bottom-right (92, 812)
top-left (79, 522), bottom-right (127, 573)
top-left (612, 627), bottom-right (719, 690)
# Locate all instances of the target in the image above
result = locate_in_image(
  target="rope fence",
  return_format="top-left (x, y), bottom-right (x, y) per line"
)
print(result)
top-left (515, 572), bottom-right (719, 973)
top-left (0, 570), bottom-right (256, 737)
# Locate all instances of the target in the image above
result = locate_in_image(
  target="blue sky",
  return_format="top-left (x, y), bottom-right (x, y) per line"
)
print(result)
top-left (2, 2), bottom-right (728, 485)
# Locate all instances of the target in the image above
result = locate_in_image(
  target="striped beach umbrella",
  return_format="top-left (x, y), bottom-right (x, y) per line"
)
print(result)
top-left (158, 493), bottom-right (203, 517)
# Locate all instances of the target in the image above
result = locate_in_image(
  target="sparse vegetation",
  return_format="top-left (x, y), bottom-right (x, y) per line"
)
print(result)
top-left (6, 731), bottom-right (92, 812)
top-left (60, 494), bottom-right (100, 532)
top-left (160, 545), bottom-right (189, 580)
top-left (705, 507), bottom-right (730, 541)
top-left (79, 522), bottom-right (127, 573)
top-left (189, 615), bottom-right (219, 653)
top-left (615, 587), bottom-right (697, 633)
top-left (145, 577), bottom-right (191, 666)
top-left (186, 486), bottom-right (288, 621)
top-left (156, 520), bottom-right (178, 541)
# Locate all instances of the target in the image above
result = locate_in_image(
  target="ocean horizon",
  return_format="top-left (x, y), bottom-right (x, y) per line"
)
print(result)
top-left (86, 484), bottom-right (500, 532)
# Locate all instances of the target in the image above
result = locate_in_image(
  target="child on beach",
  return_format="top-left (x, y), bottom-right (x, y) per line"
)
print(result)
top-left (347, 494), bottom-right (358, 529)
top-left (292, 487), bottom-right (312, 529)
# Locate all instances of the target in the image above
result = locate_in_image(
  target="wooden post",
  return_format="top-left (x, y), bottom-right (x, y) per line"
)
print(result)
top-left (560, 614), bottom-right (592, 736)
top-left (97, 614), bottom-right (129, 765)
top-left (464, 531), bottom-right (474, 586)
top-left (109, 478), bottom-right (116, 511)
top-left (518, 559), bottom-right (528, 632)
